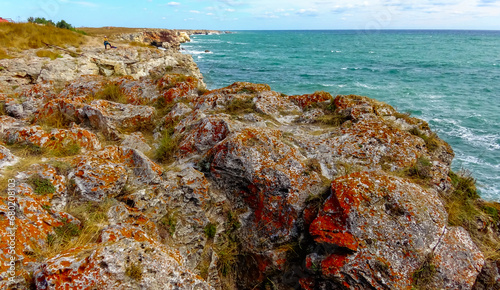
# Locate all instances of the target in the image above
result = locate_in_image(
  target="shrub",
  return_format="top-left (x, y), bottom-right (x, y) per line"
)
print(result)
top-left (37, 108), bottom-right (77, 129)
top-left (28, 176), bottom-right (56, 195)
top-left (405, 156), bottom-right (432, 180)
top-left (409, 128), bottom-right (439, 152)
top-left (155, 121), bottom-right (181, 164)
top-left (54, 220), bottom-right (81, 242)
top-left (160, 212), bottom-right (177, 237)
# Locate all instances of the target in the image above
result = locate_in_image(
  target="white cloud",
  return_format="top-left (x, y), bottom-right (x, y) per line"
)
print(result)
top-left (296, 8), bottom-right (319, 16)
top-left (190, 10), bottom-right (201, 13)
top-left (225, 8), bottom-right (235, 12)
top-left (167, 1), bottom-right (180, 6)
top-left (59, 0), bottom-right (98, 7)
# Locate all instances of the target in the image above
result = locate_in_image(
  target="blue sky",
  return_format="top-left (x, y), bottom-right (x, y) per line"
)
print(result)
top-left (1, 0), bottom-right (500, 30)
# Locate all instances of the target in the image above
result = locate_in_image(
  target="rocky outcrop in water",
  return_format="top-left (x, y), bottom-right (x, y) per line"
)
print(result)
top-left (0, 32), bottom-right (499, 290)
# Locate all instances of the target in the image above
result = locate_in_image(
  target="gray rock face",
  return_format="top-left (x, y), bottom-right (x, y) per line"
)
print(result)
top-left (80, 100), bottom-right (155, 140)
top-left (307, 171), bottom-right (484, 289)
top-left (0, 145), bottom-right (18, 171)
top-left (0, 46), bottom-right (204, 91)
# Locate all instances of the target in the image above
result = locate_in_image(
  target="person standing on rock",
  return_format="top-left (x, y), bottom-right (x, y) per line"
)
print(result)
top-left (104, 36), bottom-right (112, 49)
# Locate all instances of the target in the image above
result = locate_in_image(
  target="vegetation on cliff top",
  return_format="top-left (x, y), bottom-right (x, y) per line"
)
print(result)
top-left (0, 22), bottom-right (85, 58)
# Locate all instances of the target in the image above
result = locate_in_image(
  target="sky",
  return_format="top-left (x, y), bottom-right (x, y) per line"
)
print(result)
top-left (1, 0), bottom-right (500, 30)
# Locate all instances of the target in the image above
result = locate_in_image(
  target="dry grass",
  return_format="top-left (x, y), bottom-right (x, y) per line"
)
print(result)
top-left (36, 49), bottom-right (62, 60)
top-left (32, 199), bottom-right (115, 260)
top-left (92, 82), bottom-right (128, 104)
top-left (36, 109), bottom-right (77, 129)
top-left (0, 48), bottom-right (9, 59)
top-left (442, 170), bottom-right (500, 261)
top-left (0, 23), bottom-right (86, 54)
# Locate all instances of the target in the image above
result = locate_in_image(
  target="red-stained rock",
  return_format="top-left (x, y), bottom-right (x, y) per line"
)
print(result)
top-left (208, 127), bottom-right (322, 282)
top-left (120, 132), bottom-right (151, 153)
top-left (157, 73), bottom-right (199, 105)
top-left (33, 97), bottom-right (85, 124)
top-left (95, 145), bottom-right (163, 184)
top-left (57, 75), bottom-right (107, 100)
top-left (178, 115), bottom-right (231, 157)
top-left (289, 91), bottom-right (333, 109)
top-left (308, 171), bottom-right (484, 289)
top-left (254, 91), bottom-right (301, 118)
top-left (117, 77), bottom-right (159, 105)
top-left (0, 144), bottom-right (18, 171)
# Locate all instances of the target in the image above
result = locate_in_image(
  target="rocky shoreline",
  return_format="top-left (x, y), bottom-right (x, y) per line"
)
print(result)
top-left (0, 28), bottom-right (499, 289)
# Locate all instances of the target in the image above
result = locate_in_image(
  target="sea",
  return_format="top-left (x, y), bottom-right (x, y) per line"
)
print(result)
top-left (181, 30), bottom-right (500, 201)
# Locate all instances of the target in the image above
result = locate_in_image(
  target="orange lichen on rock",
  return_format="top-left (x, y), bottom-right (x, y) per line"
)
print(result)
top-left (178, 115), bottom-right (231, 157)
top-left (288, 91), bottom-right (332, 109)
top-left (2, 122), bottom-right (101, 152)
top-left (307, 171), bottom-right (484, 289)
top-left (0, 184), bottom-right (79, 274)
top-left (157, 73), bottom-right (199, 104)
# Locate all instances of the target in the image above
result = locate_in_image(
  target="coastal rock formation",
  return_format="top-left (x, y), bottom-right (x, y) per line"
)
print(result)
top-left (0, 28), bottom-right (498, 290)
top-left (307, 171), bottom-right (482, 289)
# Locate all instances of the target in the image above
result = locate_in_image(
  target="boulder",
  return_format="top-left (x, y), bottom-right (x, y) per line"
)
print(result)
top-left (307, 171), bottom-right (484, 289)
top-left (207, 127), bottom-right (323, 282)
top-left (69, 155), bottom-right (128, 201)
top-left (80, 100), bottom-right (155, 140)
top-left (33, 233), bottom-right (213, 289)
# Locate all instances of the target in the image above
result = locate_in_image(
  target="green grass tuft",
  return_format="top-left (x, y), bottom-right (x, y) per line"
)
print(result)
top-left (160, 212), bottom-right (177, 237)
top-left (224, 97), bottom-right (256, 115)
top-left (412, 253), bottom-right (436, 289)
top-left (155, 120), bottom-right (181, 164)
top-left (28, 176), bottom-right (56, 195)
top-left (204, 223), bottom-right (217, 239)
top-left (93, 83), bottom-right (128, 104)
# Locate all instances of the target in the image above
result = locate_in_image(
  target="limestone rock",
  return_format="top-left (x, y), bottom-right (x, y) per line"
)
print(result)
top-left (0, 145), bottom-right (18, 171)
top-left (0, 183), bottom-right (79, 277)
top-left (80, 100), bottom-right (155, 140)
top-left (69, 155), bottom-right (128, 201)
top-left (307, 171), bottom-right (484, 289)
top-left (207, 126), bottom-right (323, 279)
top-left (121, 132), bottom-right (152, 153)
top-left (34, 236), bottom-right (213, 289)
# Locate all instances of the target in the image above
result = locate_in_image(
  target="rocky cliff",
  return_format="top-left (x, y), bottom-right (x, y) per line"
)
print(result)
top-left (0, 31), bottom-right (499, 290)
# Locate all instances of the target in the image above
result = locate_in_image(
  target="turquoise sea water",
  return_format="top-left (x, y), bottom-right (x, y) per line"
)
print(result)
top-left (182, 30), bottom-right (500, 201)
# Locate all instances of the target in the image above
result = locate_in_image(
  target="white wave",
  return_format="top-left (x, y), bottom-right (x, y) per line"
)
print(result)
top-left (449, 126), bottom-right (500, 150)
top-left (355, 82), bottom-right (378, 89)
top-left (185, 50), bottom-right (211, 55)
top-left (341, 67), bottom-right (347, 70)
